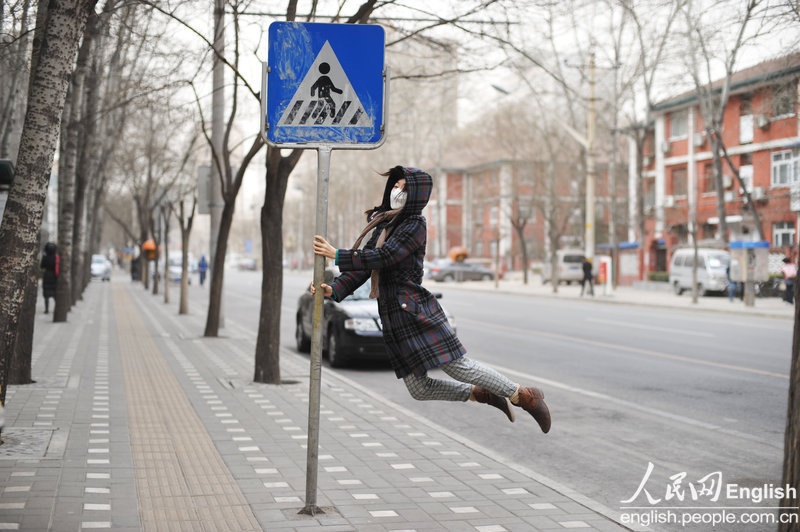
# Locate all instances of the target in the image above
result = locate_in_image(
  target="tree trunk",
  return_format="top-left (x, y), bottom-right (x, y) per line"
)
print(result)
top-left (179, 231), bottom-right (190, 314)
top-left (781, 253), bottom-right (800, 531)
top-left (10, 258), bottom-right (37, 385)
top-left (255, 187), bottom-right (284, 383)
top-left (178, 199), bottom-right (194, 315)
top-left (513, 221), bottom-right (529, 285)
top-left (204, 199), bottom-right (235, 336)
top-left (254, 151), bottom-right (298, 383)
top-left (68, 9), bottom-right (99, 306)
top-left (54, 85), bottom-right (75, 322)
top-left (0, 0), bottom-right (95, 406)
top-left (163, 207), bottom-right (170, 304)
top-left (710, 134), bottom-right (729, 244)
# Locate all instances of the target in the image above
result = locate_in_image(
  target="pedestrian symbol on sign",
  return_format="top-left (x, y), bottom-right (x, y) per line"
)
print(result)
top-left (278, 41), bottom-right (373, 128)
top-left (310, 63), bottom-right (342, 119)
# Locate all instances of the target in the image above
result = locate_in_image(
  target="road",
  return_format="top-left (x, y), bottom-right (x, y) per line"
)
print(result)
top-left (221, 269), bottom-right (793, 531)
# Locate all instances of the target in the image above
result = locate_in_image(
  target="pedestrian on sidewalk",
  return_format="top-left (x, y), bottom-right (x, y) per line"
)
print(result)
top-left (580, 257), bottom-right (594, 297)
top-left (311, 166), bottom-right (551, 432)
top-left (40, 242), bottom-right (58, 314)
top-left (781, 256), bottom-right (797, 305)
top-left (198, 255), bottom-right (208, 286)
top-left (726, 264), bottom-right (736, 303)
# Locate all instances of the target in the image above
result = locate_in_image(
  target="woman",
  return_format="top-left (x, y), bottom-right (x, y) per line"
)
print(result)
top-left (40, 242), bottom-right (58, 314)
top-left (312, 166), bottom-right (551, 432)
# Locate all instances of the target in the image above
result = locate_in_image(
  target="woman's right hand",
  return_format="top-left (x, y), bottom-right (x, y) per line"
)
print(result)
top-left (309, 281), bottom-right (333, 297)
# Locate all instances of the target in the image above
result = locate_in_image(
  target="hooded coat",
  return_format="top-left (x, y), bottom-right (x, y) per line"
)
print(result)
top-left (330, 167), bottom-right (466, 378)
top-left (40, 243), bottom-right (58, 298)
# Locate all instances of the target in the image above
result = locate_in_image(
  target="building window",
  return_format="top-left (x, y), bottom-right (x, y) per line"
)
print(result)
top-left (671, 168), bottom-right (687, 197)
top-left (703, 163), bottom-right (716, 193)
top-left (772, 82), bottom-right (796, 117)
top-left (475, 240), bottom-right (484, 256)
top-left (644, 179), bottom-right (655, 209)
top-left (773, 221), bottom-right (796, 247)
top-left (669, 110), bottom-right (688, 139)
top-left (740, 93), bottom-right (752, 115)
top-left (772, 150), bottom-right (795, 187)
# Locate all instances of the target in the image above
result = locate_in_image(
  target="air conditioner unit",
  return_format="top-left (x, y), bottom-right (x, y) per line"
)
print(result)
top-left (722, 174), bottom-right (733, 188)
top-left (693, 132), bottom-right (705, 147)
top-left (751, 186), bottom-right (766, 200)
top-left (661, 140), bottom-right (671, 154)
top-left (755, 114), bottom-right (770, 129)
top-left (664, 195), bottom-right (675, 207)
top-left (724, 191), bottom-right (734, 202)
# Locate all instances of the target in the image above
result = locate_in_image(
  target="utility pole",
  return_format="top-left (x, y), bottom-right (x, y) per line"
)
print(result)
top-left (609, 61), bottom-right (619, 289)
top-left (210, 0), bottom-right (225, 327)
top-left (585, 52), bottom-right (596, 263)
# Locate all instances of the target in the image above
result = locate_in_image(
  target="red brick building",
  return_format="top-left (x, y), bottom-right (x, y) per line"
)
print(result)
top-left (632, 53), bottom-right (800, 276)
top-left (426, 160), bottom-right (587, 271)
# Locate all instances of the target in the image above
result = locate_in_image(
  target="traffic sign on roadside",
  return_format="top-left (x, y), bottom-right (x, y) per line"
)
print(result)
top-left (263, 22), bottom-right (386, 147)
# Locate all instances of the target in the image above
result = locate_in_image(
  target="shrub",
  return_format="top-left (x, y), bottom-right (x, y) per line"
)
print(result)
top-left (647, 271), bottom-right (669, 282)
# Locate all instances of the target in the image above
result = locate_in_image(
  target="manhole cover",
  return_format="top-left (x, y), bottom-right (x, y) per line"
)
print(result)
top-left (0, 428), bottom-right (54, 459)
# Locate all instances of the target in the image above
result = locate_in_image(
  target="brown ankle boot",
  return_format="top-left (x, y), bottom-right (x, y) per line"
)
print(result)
top-left (472, 386), bottom-right (515, 422)
top-left (513, 387), bottom-right (551, 433)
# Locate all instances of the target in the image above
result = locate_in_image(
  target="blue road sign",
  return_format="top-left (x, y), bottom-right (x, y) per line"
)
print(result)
top-left (265, 22), bottom-right (385, 146)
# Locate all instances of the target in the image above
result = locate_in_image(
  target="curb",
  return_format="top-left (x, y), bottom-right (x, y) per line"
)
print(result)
top-left (426, 281), bottom-right (794, 320)
top-left (288, 346), bottom-right (647, 532)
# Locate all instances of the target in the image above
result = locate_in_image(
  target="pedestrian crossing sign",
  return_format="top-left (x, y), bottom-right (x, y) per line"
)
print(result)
top-left (264, 22), bottom-right (386, 147)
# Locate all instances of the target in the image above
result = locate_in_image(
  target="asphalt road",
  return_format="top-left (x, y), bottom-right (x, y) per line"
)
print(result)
top-left (222, 269), bottom-right (793, 531)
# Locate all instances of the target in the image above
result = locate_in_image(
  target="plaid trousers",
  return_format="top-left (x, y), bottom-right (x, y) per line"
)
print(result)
top-left (402, 357), bottom-right (518, 402)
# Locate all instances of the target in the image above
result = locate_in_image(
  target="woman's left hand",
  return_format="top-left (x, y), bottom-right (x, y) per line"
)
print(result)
top-left (313, 235), bottom-right (336, 259)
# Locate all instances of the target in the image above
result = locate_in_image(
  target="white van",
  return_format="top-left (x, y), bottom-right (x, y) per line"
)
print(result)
top-left (541, 249), bottom-right (589, 285)
top-left (668, 248), bottom-right (730, 296)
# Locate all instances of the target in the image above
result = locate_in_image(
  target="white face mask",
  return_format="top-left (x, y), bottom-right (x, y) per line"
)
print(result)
top-left (390, 187), bottom-right (407, 209)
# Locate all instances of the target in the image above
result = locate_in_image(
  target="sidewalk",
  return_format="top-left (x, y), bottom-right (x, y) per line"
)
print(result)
top-left (426, 273), bottom-right (794, 320)
top-left (0, 278), bottom-right (633, 531)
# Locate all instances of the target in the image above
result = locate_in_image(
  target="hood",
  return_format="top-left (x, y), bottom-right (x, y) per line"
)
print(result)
top-left (378, 166), bottom-right (432, 218)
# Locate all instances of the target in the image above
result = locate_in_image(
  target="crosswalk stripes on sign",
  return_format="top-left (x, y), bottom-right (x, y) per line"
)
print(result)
top-left (278, 41), bottom-right (372, 128)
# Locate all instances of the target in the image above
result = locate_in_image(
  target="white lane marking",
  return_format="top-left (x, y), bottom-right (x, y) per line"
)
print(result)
top-left (487, 361), bottom-right (780, 449)
top-left (586, 317), bottom-right (715, 337)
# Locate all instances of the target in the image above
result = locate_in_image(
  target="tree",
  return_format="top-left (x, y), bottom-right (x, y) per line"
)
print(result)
top-left (683, 0), bottom-right (768, 246)
top-left (617, 0), bottom-right (683, 286)
top-left (169, 193), bottom-right (196, 315)
top-left (0, 0), bottom-right (96, 406)
top-left (783, 254), bottom-right (800, 530)
top-left (0, 0), bottom-right (33, 158)
top-left (253, 0), bottom-right (518, 383)
top-left (54, 0), bottom-right (150, 319)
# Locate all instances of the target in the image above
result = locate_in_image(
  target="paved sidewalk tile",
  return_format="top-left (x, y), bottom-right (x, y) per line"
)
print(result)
top-left (0, 280), bottom-right (631, 531)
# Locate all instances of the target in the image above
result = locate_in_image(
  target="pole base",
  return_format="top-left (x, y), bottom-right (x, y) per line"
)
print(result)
top-left (298, 505), bottom-right (325, 516)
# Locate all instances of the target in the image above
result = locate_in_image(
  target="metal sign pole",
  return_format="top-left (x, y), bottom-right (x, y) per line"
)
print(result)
top-left (300, 145), bottom-right (332, 516)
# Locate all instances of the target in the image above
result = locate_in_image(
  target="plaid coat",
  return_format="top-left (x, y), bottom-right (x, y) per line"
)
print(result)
top-left (330, 167), bottom-right (466, 378)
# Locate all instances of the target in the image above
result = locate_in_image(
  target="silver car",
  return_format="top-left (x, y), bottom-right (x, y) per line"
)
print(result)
top-left (90, 254), bottom-right (112, 281)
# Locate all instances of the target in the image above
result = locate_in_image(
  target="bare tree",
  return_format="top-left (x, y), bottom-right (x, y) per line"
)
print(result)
top-left (0, 0), bottom-right (33, 158)
top-left (169, 193), bottom-right (197, 315)
top-left (0, 0), bottom-right (96, 406)
top-left (683, 0), bottom-right (771, 245)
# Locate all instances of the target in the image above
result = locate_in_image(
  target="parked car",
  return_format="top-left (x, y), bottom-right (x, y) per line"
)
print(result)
top-left (296, 269), bottom-right (456, 368)
top-left (90, 254), bottom-right (112, 281)
top-left (669, 248), bottom-right (730, 296)
top-left (238, 257), bottom-right (258, 271)
top-left (167, 256), bottom-right (191, 284)
top-left (540, 248), bottom-right (587, 285)
top-left (427, 260), bottom-right (495, 282)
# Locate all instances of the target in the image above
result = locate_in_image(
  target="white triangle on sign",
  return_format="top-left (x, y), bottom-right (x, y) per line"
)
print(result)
top-left (278, 41), bottom-right (373, 128)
